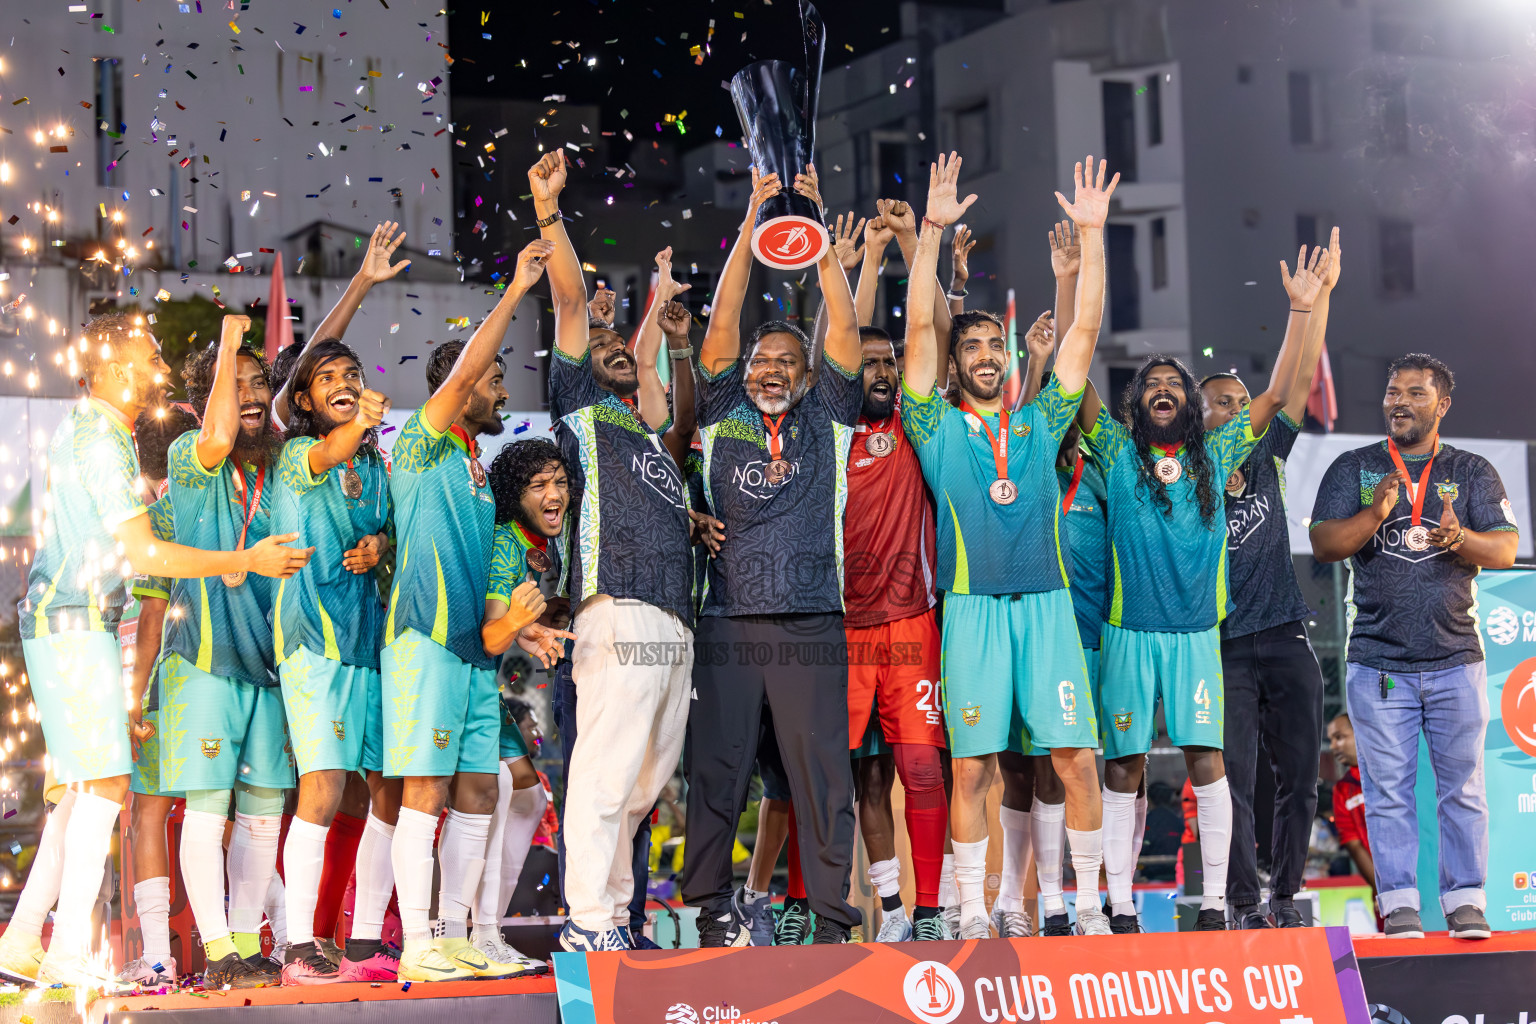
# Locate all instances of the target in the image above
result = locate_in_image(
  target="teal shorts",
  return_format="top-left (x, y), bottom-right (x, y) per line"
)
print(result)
top-left (363, 667), bottom-right (384, 774)
top-left (1021, 646), bottom-right (1100, 756)
top-left (157, 651), bottom-right (296, 793)
top-left (24, 631), bottom-right (131, 784)
top-left (1098, 622), bottom-right (1223, 757)
top-left (381, 628), bottom-right (501, 778)
top-left (939, 590), bottom-right (1098, 757)
top-left (499, 700), bottom-right (530, 761)
top-left (281, 647), bottom-right (380, 775)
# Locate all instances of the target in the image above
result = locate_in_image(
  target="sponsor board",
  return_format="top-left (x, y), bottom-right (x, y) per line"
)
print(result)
top-left (1358, 947), bottom-right (1536, 1023)
top-left (553, 926), bottom-right (1370, 1023)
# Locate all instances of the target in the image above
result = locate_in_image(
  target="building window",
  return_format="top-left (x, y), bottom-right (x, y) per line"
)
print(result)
top-left (1296, 213), bottom-right (1319, 252)
top-left (1380, 219), bottom-right (1414, 296)
top-left (1288, 71), bottom-right (1324, 146)
top-left (1150, 217), bottom-right (1167, 290)
top-left (1369, 78), bottom-right (1409, 155)
top-left (954, 102), bottom-right (991, 172)
top-left (95, 58), bottom-right (123, 187)
top-left (1107, 223), bottom-right (1140, 331)
top-left (1102, 81), bottom-right (1138, 182)
top-left (1145, 74), bottom-right (1163, 147)
top-left (1237, 65), bottom-right (1252, 84)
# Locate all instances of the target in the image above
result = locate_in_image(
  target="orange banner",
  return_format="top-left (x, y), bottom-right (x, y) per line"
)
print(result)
top-left (554, 927), bottom-right (1371, 1023)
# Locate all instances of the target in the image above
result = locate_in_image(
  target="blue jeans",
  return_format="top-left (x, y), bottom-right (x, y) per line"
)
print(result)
top-left (1345, 661), bottom-right (1489, 916)
top-left (552, 662), bottom-right (652, 931)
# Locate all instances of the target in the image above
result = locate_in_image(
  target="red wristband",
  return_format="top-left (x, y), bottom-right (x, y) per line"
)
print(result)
top-left (921, 216), bottom-right (944, 231)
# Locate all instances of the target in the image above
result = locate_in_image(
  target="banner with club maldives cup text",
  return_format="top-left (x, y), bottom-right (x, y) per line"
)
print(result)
top-left (553, 927), bottom-right (1370, 1024)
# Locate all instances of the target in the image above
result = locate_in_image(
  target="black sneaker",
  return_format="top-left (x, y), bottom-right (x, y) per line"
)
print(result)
top-left (1383, 907), bottom-right (1424, 939)
top-left (811, 919), bottom-right (850, 944)
top-left (1194, 909), bottom-right (1227, 931)
top-left (1235, 905), bottom-right (1273, 929)
top-left (697, 908), bottom-right (751, 948)
top-left (774, 900), bottom-right (811, 946)
top-left (204, 951), bottom-right (276, 989)
top-left (1040, 913), bottom-right (1071, 937)
top-left (1446, 905), bottom-right (1491, 939)
top-left (1270, 898), bottom-right (1304, 929)
top-left (1109, 912), bottom-right (1141, 934)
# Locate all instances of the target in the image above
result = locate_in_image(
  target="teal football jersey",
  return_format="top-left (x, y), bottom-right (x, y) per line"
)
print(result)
top-left (901, 374), bottom-right (1082, 596)
top-left (159, 432), bottom-right (277, 685)
top-left (487, 520), bottom-right (565, 603)
top-left (132, 491), bottom-right (175, 604)
top-left (19, 399), bottom-right (147, 638)
top-left (1057, 456), bottom-right (1110, 648)
top-left (1086, 405), bottom-right (1263, 632)
top-left (271, 437), bottom-right (392, 669)
top-left (385, 409), bottom-right (497, 669)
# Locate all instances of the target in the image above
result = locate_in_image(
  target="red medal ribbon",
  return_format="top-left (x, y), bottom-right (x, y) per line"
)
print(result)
top-left (1386, 433), bottom-right (1440, 527)
top-left (513, 519), bottom-right (548, 554)
top-left (229, 462), bottom-right (265, 554)
top-left (1061, 454), bottom-right (1086, 514)
top-left (1151, 442), bottom-right (1181, 459)
top-left (447, 423), bottom-right (480, 459)
top-left (960, 401), bottom-right (1009, 485)
top-left (319, 431), bottom-right (357, 477)
top-left (762, 412), bottom-right (788, 461)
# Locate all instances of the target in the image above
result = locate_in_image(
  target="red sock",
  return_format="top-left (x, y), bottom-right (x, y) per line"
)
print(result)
top-left (894, 743), bottom-right (947, 908)
top-left (314, 811), bottom-right (365, 942)
top-left (786, 806), bottom-right (806, 901)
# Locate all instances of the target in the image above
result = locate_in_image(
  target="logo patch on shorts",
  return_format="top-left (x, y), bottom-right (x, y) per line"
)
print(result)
top-left (200, 738), bottom-right (221, 759)
top-left (432, 728), bottom-right (452, 750)
top-left (1113, 713), bottom-right (1133, 732)
top-left (961, 705), bottom-right (981, 727)
top-left (332, 720), bottom-right (346, 741)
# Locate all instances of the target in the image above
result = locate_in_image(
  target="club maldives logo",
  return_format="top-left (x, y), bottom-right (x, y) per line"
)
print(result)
top-left (664, 1004), bottom-right (700, 1024)
top-left (1500, 657), bottom-right (1536, 758)
top-left (1487, 605), bottom-right (1521, 646)
top-left (753, 216), bottom-right (826, 270)
top-left (903, 960), bottom-right (964, 1024)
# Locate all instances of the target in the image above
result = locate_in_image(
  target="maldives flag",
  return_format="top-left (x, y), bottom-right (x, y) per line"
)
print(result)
top-left (1307, 341), bottom-right (1338, 431)
top-left (1001, 288), bottom-right (1025, 409)
top-left (264, 252), bottom-right (295, 361)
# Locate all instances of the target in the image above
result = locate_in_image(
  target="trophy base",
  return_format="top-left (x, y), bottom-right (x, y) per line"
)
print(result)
top-left (751, 214), bottom-right (830, 270)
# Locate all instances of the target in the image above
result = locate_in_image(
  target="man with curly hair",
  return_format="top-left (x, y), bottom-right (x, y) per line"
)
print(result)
top-left (1079, 244), bottom-right (1330, 933)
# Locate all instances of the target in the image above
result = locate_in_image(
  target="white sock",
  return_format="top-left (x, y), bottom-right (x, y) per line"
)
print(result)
top-left (282, 817), bottom-right (329, 948)
top-left (1067, 827), bottom-right (1104, 914)
top-left (437, 809), bottom-right (492, 940)
top-left (352, 813), bottom-right (396, 943)
top-left (1133, 791), bottom-right (1148, 862)
top-left (953, 838), bottom-right (987, 924)
top-left (391, 808), bottom-right (440, 945)
top-left (1102, 787), bottom-right (1139, 915)
top-left (472, 764), bottom-right (514, 936)
top-left (10, 789), bottom-right (74, 936)
top-left (135, 877), bottom-right (173, 966)
top-left (51, 791), bottom-right (122, 956)
top-left (939, 853), bottom-right (958, 908)
top-left (264, 872), bottom-right (288, 947)
top-left (499, 785), bottom-right (546, 922)
top-left (868, 857), bottom-right (905, 920)
top-left (742, 886), bottom-right (769, 905)
top-left (995, 806), bottom-right (1031, 914)
top-left (180, 809), bottom-right (232, 948)
top-left (1031, 800), bottom-right (1066, 915)
top-left (1193, 778), bottom-right (1232, 911)
top-left (227, 813), bottom-right (282, 936)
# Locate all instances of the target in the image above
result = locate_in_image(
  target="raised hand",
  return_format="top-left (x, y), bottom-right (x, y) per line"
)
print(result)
top-left (507, 580), bottom-right (548, 629)
top-left (655, 246), bottom-right (692, 303)
top-left (1429, 492), bottom-right (1463, 549)
top-left (793, 162), bottom-right (823, 210)
top-left (1049, 220), bottom-right (1081, 279)
top-left (513, 238), bottom-right (556, 289)
top-left (831, 212), bottom-right (867, 271)
top-left (588, 286), bottom-right (617, 326)
top-left (746, 167), bottom-right (782, 221)
top-left (246, 532), bottom-right (315, 579)
top-left (1320, 225), bottom-right (1342, 290)
top-left (359, 220), bottom-right (411, 283)
top-left (1371, 469), bottom-right (1405, 522)
top-left (924, 152), bottom-right (978, 228)
top-left (342, 532), bottom-right (386, 574)
top-left (1280, 243), bottom-right (1332, 312)
top-left (1024, 311), bottom-right (1056, 363)
top-left (1054, 155), bottom-right (1120, 229)
top-left (877, 198), bottom-right (916, 239)
top-left (220, 313), bottom-right (251, 351)
top-left (357, 388), bottom-right (390, 429)
top-left (517, 621), bottom-right (578, 668)
top-left (864, 213), bottom-right (896, 254)
top-left (527, 150), bottom-right (569, 203)
top-left (658, 299), bottom-right (693, 340)
top-left (952, 224), bottom-right (977, 287)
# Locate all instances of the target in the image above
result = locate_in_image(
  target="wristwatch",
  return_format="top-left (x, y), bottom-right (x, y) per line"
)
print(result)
top-left (536, 210), bottom-right (561, 228)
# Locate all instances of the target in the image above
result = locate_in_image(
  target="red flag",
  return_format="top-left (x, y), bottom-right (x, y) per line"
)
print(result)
top-left (264, 252), bottom-right (295, 361)
top-left (1306, 341), bottom-right (1337, 432)
top-left (1001, 288), bottom-right (1025, 409)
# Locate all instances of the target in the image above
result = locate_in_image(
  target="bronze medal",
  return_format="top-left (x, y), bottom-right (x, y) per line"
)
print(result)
top-left (866, 432), bottom-right (894, 458)
top-left (989, 478), bottom-right (1018, 505)
top-left (1154, 456), bottom-right (1183, 484)
top-left (222, 570), bottom-right (248, 588)
top-left (341, 465), bottom-right (364, 500)
top-left (1225, 467), bottom-right (1246, 497)
top-left (469, 458), bottom-right (487, 488)
top-left (766, 459), bottom-right (791, 485)
top-left (526, 547), bottom-right (552, 574)
top-left (1404, 525), bottom-right (1431, 551)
